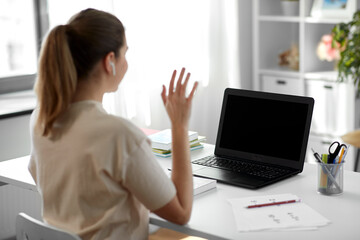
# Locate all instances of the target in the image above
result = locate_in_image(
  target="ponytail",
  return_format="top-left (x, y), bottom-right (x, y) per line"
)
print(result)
top-left (35, 25), bottom-right (77, 136)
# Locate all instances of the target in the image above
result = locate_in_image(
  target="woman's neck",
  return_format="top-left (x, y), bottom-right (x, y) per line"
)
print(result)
top-left (72, 78), bottom-right (105, 103)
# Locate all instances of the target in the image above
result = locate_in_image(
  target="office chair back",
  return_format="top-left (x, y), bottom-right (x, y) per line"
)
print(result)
top-left (16, 212), bottom-right (81, 240)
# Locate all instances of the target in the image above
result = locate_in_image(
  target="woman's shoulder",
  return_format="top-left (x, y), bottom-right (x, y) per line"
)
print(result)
top-left (106, 114), bottom-right (145, 138)
top-left (90, 104), bottom-right (147, 143)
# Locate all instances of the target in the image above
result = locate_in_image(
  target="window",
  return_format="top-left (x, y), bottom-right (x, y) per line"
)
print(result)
top-left (0, 0), bottom-right (37, 77)
top-left (0, 0), bottom-right (45, 93)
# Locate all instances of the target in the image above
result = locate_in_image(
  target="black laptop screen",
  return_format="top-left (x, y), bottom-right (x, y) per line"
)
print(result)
top-left (216, 89), bottom-right (314, 167)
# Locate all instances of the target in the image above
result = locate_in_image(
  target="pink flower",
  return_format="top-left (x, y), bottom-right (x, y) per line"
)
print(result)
top-left (316, 34), bottom-right (341, 62)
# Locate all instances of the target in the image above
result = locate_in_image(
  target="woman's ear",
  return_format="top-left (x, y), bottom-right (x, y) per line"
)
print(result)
top-left (104, 52), bottom-right (116, 76)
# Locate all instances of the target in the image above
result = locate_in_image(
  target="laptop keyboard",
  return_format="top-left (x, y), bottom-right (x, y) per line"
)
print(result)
top-left (192, 156), bottom-right (292, 179)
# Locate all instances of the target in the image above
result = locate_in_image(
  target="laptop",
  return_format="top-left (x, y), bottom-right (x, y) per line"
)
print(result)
top-left (192, 88), bottom-right (314, 189)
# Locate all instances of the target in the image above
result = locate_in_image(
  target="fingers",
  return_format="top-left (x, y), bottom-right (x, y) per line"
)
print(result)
top-left (163, 68), bottom-right (197, 126)
top-left (166, 68), bottom-right (196, 99)
top-left (181, 72), bottom-right (191, 96)
top-left (168, 70), bottom-right (177, 95)
top-left (161, 85), bottom-right (167, 105)
top-left (187, 81), bottom-right (198, 102)
top-left (175, 68), bottom-right (186, 94)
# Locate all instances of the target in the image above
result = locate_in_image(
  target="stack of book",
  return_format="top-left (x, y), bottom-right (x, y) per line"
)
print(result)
top-left (148, 129), bottom-right (206, 157)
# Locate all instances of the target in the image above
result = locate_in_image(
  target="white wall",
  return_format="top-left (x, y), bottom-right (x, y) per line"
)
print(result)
top-left (0, 115), bottom-right (31, 162)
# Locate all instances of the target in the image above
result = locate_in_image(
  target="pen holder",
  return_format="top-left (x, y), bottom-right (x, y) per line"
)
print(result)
top-left (317, 162), bottom-right (344, 195)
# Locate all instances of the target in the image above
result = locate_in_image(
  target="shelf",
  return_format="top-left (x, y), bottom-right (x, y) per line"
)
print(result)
top-left (254, 0), bottom-right (358, 166)
top-left (259, 15), bottom-right (300, 22)
top-left (304, 71), bottom-right (339, 81)
top-left (259, 70), bottom-right (340, 81)
top-left (305, 17), bottom-right (352, 24)
top-left (258, 16), bottom-right (350, 24)
top-left (259, 68), bottom-right (300, 78)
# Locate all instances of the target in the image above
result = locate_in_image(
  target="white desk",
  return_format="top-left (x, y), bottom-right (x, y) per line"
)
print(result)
top-left (1, 144), bottom-right (360, 240)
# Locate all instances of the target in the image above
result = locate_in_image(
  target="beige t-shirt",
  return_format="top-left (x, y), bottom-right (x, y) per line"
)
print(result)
top-left (29, 101), bottom-right (176, 240)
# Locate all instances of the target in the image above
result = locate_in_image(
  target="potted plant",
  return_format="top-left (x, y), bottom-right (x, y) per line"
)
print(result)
top-left (332, 10), bottom-right (360, 96)
top-left (281, 0), bottom-right (299, 16)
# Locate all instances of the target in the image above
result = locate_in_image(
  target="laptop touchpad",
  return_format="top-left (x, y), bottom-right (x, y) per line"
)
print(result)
top-left (193, 167), bottom-right (266, 187)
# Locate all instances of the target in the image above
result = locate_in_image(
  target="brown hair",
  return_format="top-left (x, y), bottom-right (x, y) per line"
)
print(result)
top-left (35, 8), bottom-right (125, 136)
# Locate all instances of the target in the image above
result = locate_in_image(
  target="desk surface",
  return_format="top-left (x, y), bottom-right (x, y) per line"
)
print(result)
top-left (1, 144), bottom-right (359, 240)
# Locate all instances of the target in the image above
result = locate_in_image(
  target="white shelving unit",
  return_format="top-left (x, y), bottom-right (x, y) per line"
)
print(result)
top-left (253, 0), bottom-right (359, 170)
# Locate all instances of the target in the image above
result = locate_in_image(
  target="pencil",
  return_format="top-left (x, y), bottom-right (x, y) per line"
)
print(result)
top-left (246, 199), bottom-right (299, 209)
top-left (339, 147), bottom-right (345, 163)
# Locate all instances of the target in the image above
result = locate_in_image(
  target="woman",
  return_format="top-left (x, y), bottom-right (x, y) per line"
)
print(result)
top-left (29, 8), bottom-right (198, 240)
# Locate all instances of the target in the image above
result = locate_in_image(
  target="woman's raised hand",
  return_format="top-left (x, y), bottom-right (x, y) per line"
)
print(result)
top-left (161, 68), bottom-right (198, 128)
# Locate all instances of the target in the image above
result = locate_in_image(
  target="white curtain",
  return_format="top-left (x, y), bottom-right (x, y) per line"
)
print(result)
top-left (103, 0), bottom-right (242, 144)
top-left (47, 0), bottom-right (114, 27)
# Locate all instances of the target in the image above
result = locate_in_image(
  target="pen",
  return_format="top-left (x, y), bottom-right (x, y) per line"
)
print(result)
top-left (339, 147), bottom-right (345, 163)
top-left (311, 148), bottom-right (322, 162)
top-left (246, 199), bottom-right (300, 209)
top-left (339, 146), bottom-right (349, 163)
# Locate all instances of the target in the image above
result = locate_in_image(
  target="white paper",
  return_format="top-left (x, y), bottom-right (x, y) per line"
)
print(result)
top-left (166, 170), bottom-right (216, 195)
top-left (228, 194), bottom-right (330, 232)
top-left (193, 176), bottom-right (216, 195)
